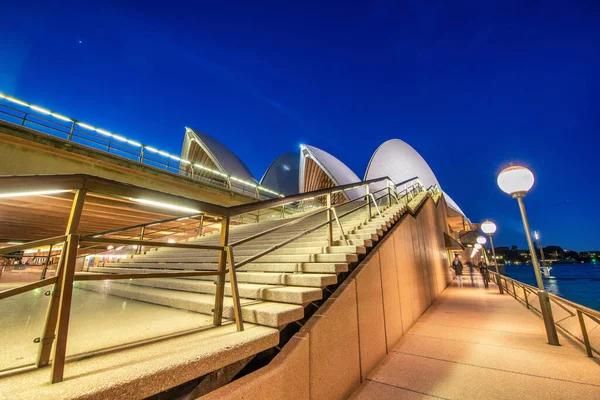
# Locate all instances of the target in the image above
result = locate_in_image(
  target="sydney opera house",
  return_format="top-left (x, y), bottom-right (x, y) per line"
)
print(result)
top-left (180, 128), bottom-right (470, 234)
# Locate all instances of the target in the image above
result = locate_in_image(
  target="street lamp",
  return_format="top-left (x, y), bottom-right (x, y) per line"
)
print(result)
top-left (481, 220), bottom-right (503, 294)
top-left (497, 165), bottom-right (559, 345)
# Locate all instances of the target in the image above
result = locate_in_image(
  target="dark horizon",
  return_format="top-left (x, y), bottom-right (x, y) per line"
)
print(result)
top-left (1, 1), bottom-right (599, 250)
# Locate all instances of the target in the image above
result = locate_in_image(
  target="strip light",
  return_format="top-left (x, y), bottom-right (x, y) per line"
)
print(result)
top-left (129, 198), bottom-right (201, 214)
top-left (0, 92), bottom-right (283, 197)
top-left (0, 189), bottom-right (71, 198)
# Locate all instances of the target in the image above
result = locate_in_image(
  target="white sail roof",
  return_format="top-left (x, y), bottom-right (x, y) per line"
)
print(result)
top-left (182, 127), bottom-right (257, 183)
top-left (300, 144), bottom-right (363, 200)
top-left (365, 138), bottom-right (465, 216)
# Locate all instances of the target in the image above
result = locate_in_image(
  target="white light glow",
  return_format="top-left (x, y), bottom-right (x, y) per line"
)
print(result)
top-left (497, 166), bottom-right (535, 195)
top-left (130, 198), bottom-right (200, 214)
top-left (481, 220), bottom-right (497, 235)
top-left (0, 189), bottom-right (70, 198)
top-left (30, 105), bottom-right (51, 115)
top-left (474, 243), bottom-right (482, 250)
top-left (51, 113), bottom-right (72, 122)
top-left (112, 135), bottom-right (127, 142)
top-left (6, 97), bottom-right (28, 106)
top-left (77, 122), bottom-right (95, 130)
top-left (145, 146), bottom-right (159, 153)
top-left (167, 239), bottom-right (176, 244)
top-left (476, 236), bottom-right (487, 245)
top-left (96, 128), bottom-right (113, 137)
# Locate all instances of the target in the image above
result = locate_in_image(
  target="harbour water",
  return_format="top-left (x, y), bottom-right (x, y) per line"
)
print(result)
top-left (504, 263), bottom-right (600, 311)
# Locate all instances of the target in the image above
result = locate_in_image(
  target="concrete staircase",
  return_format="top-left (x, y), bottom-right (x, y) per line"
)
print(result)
top-left (77, 198), bottom-right (423, 330)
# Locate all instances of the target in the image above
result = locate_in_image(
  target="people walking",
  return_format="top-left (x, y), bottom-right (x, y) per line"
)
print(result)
top-left (478, 257), bottom-right (489, 288)
top-left (451, 254), bottom-right (464, 287)
top-left (466, 259), bottom-right (475, 287)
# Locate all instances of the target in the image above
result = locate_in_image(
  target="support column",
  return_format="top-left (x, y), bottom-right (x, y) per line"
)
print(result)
top-left (37, 189), bottom-right (87, 378)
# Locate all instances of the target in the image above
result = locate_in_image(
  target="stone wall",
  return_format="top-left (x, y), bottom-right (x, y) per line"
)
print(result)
top-left (203, 196), bottom-right (452, 400)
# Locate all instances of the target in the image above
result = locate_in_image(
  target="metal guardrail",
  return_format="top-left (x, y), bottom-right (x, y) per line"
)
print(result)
top-left (489, 272), bottom-right (600, 358)
top-left (0, 173), bottom-right (428, 384)
top-left (0, 96), bottom-right (281, 199)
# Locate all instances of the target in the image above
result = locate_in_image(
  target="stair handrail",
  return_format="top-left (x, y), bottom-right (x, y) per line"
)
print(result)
top-left (0, 173), bottom-right (427, 384)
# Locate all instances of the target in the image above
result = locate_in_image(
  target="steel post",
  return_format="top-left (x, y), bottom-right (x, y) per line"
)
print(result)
top-left (40, 244), bottom-right (53, 280)
top-left (68, 121), bottom-right (75, 141)
top-left (136, 226), bottom-right (145, 255)
top-left (365, 185), bottom-right (371, 222)
top-left (37, 189), bottom-right (87, 375)
top-left (213, 216), bottom-right (230, 326)
top-left (226, 247), bottom-right (244, 331)
top-left (515, 195), bottom-right (559, 345)
top-left (576, 310), bottom-right (593, 357)
top-left (197, 214), bottom-right (204, 237)
top-left (489, 235), bottom-right (503, 294)
top-left (50, 233), bottom-right (80, 383)
top-left (326, 193), bottom-right (333, 246)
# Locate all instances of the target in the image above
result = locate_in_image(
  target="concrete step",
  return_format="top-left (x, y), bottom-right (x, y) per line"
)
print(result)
top-left (75, 281), bottom-right (304, 328)
top-left (90, 267), bottom-right (338, 288)
top-left (104, 261), bottom-right (349, 274)
top-left (120, 277), bottom-right (323, 305)
top-left (148, 245), bottom-right (367, 258)
top-left (133, 253), bottom-right (358, 264)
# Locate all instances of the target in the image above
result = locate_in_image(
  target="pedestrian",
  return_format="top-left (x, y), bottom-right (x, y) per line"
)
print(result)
top-left (451, 254), bottom-right (464, 287)
top-left (466, 259), bottom-right (475, 286)
top-left (478, 257), bottom-right (489, 288)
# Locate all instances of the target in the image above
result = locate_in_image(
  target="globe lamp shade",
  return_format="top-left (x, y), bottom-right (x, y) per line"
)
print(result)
top-left (497, 166), bottom-right (534, 196)
top-left (476, 236), bottom-right (487, 245)
top-left (481, 220), bottom-right (497, 235)
top-left (474, 243), bottom-right (482, 250)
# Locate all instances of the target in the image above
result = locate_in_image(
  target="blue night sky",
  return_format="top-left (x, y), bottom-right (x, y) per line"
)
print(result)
top-left (1, 1), bottom-right (599, 250)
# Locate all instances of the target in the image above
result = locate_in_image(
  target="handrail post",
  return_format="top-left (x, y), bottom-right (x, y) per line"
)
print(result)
top-left (40, 244), bottom-right (53, 280)
top-left (326, 193), bottom-right (333, 246)
top-left (524, 286), bottom-right (530, 309)
top-left (576, 310), bottom-right (593, 357)
top-left (386, 180), bottom-right (392, 207)
top-left (37, 189), bottom-right (87, 378)
top-left (139, 146), bottom-right (145, 163)
top-left (50, 233), bottom-right (80, 383)
top-left (213, 216), bottom-right (230, 326)
top-left (136, 226), bottom-right (145, 254)
top-left (197, 214), bottom-right (205, 237)
top-left (68, 121), bottom-right (76, 141)
top-left (226, 247), bottom-right (244, 331)
top-left (365, 185), bottom-right (371, 222)
top-left (331, 207), bottom-right (349, 246)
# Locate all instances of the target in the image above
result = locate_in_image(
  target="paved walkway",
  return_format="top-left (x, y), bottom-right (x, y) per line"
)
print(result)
top-left (350, 274), bottom-right (600, 400)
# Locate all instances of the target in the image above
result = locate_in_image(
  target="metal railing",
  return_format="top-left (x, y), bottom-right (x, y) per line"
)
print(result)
top-left (489, 272), bottom-right (600, 358)
top-left (0, 173), bottom-right (429, 384)
top-left (0, 97), bottom-right (280, 200)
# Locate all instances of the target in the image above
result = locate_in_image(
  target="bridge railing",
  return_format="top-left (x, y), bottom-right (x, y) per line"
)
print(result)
top-left (0, 95), bottom-right (280, 200)
top-left (489, 272), bottom-right (600, 358)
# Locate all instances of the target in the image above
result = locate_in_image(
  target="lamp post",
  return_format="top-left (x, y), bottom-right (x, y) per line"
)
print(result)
top-left (481, 220), bottom-right (503, 294)
top-left (497, 165), bottom-right (559, 345)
